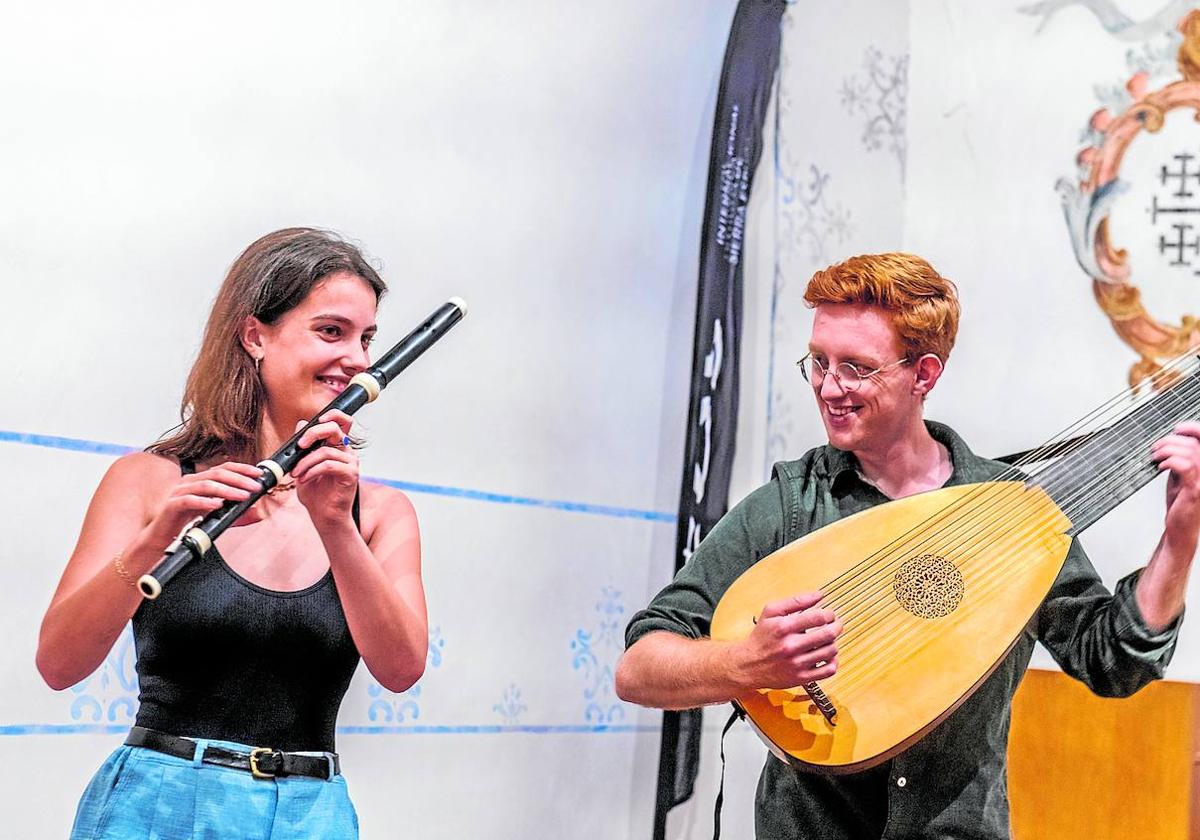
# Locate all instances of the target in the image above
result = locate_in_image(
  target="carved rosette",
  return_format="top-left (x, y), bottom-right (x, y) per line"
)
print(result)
top-left (1063, 10), bottom-right (1200, 390)
top-left (892, 554), bottom-right (964, 619)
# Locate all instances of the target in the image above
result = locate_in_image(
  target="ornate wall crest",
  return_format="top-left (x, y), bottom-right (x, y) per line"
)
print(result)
top-left (1059, 8), bottom-right (1200, 389)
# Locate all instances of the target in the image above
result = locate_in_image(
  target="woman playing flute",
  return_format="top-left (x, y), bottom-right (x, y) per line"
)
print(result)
top-left (36, 227), bottom-right (427, 839)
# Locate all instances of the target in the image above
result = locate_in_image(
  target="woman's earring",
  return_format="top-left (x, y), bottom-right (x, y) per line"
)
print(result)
top-left (254, 356), bottom-right (261, 374)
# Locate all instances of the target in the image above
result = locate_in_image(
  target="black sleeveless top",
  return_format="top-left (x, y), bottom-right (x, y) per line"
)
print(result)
top-left (131, 461), bottom-right (362, 752)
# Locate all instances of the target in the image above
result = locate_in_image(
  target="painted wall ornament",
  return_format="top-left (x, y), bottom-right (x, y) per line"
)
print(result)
top-left (1023, 0), bottom-right (1196, 42)
top-left (840, 47), bottom-right (908, 178)
top-left (67, 626), bottom-right (138, 725)
top-left (1059, 8), bottom-right (1200, 390)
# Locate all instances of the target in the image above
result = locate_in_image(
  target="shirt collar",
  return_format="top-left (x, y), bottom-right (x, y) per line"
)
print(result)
top-left (825, 420), bottom-right (994, 490)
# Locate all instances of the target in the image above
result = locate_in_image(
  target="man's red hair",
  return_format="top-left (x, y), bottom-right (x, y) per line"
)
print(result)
top-left (804, 253), bottom-right (960, 362)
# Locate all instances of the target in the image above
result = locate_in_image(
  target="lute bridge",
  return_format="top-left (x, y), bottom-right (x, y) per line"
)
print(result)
top-left (803, 681), bottom-right (837, 726)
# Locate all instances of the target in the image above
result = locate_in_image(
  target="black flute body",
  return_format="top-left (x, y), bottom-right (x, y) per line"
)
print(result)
top-left (137, 297), bottom-right (467, 599)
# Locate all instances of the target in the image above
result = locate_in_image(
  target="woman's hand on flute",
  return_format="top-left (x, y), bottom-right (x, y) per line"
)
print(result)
top-left (144, 462), bottom-right (265, 547)
top-left (292, 410), bottom-right (360, 530)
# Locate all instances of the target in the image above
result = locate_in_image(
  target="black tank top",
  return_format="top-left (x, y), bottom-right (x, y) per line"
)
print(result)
top-left (131, 461), bottom-right (362, 752)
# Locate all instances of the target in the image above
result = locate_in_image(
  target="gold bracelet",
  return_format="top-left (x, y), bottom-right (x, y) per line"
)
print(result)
top-left (112, 551), bottom-right (137, 589)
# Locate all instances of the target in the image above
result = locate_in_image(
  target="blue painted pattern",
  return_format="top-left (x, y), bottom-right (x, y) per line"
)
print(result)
top-left (366, 626), bottom-right (443, 724)
top-left (492, 683), bottom-right (528, 725)
top-left (67, 626), bottom-right (138, 725)
top-left (570, 587), bottom-right (628, 724)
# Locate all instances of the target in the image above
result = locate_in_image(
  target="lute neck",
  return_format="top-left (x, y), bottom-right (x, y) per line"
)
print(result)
top-left (1031, 364), bottom-right (1200, 537)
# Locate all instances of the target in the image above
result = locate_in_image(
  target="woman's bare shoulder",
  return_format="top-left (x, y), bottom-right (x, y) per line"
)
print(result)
top-left (359, 481), bottom-right (418, 541)
top-left (99, 450), bottom-right (182, 498)
top-left (360, 481), bottom-right (417, 517)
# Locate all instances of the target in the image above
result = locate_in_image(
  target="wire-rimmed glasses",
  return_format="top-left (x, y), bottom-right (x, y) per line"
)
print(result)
top-left (796, 353), bottom-right (910, 392)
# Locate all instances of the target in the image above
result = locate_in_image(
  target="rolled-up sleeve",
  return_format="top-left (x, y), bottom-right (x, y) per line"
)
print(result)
top-left (1036, 539), bottom-right (1182, 697)
top-left (625, 482), bottom-right (786, 650)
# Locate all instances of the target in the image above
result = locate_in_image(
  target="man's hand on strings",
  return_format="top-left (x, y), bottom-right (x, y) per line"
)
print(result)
top-left (1153, 421), bottom-right (1200, 558)
top-left (733, 593), bottom-right (842, 691)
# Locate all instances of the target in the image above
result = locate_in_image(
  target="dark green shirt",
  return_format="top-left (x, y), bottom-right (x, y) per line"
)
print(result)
top-left (626, 422), bottom-right (1180, 839)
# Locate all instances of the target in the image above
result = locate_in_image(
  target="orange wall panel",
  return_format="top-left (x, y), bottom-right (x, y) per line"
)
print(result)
top-left (1008, 669), bottom-right (1197, 840)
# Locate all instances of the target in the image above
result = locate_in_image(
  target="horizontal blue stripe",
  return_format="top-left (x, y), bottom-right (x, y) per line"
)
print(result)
top-left (0, 723), bottom-right (666, 736)
top-left (0, 724), bottom-right (130, 735)
top-left (366, 477), bottom-right (675, 522)
top-left (0, 431), bottom-right (676, 523)
top-left (0, 431), bottom-right (136, 457)
top-left (337, 724), bottom-right (659, 735)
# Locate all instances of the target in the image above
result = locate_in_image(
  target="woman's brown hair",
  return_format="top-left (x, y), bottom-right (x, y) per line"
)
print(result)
top-left (148, 228), bottom-right (387, 464)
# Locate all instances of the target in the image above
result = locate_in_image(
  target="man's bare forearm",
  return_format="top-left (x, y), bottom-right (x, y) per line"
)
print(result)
top-left (615, 631), bottom-right (745, 710)
top-left (1135, 531), bottom-right (1193, 631)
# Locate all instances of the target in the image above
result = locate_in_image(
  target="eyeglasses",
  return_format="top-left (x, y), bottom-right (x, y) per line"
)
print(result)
top-left (796, 353), bottom-right (910, 392)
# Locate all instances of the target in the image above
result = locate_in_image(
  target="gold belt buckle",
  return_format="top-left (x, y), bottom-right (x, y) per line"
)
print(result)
top-left (249, 747), bottom-right (276, 779)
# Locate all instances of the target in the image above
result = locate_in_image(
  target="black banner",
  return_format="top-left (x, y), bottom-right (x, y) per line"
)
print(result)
top-left (653, 2), bottom-right (787, 837)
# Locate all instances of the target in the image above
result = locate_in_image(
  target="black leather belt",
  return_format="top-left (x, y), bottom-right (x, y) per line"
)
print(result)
top-left (126, 726), bottom-right (340, 781)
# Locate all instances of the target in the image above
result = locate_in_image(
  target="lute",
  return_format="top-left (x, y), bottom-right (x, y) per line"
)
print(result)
top-left (710, 354), bottom-right (1200, 774)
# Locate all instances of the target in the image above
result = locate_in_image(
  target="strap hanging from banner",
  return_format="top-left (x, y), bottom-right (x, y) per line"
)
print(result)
top-left (711, 708), bottom-right (743, 840)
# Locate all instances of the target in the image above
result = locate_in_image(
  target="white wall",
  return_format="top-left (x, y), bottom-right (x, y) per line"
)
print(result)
top-left (0, 2), bottom-right (736, 837)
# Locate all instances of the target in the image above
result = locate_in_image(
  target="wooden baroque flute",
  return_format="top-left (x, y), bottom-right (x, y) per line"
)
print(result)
top-left (138, 297), bottom-right (468, 600)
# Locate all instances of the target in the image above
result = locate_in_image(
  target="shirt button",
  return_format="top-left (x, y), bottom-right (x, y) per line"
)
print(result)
top-left (897, 777), bottom-right (907, 788)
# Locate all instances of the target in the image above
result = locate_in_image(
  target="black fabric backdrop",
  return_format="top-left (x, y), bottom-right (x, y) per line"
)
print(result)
top-left (653, 2), bottom-right (787, 837)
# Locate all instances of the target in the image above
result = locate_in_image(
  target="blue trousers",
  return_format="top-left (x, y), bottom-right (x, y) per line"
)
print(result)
top-left (70, 739), bottom-right (359, 839)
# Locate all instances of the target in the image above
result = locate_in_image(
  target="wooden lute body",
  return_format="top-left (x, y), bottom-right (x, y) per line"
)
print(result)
top-left (710, 362), bottom-right (1200, 774)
